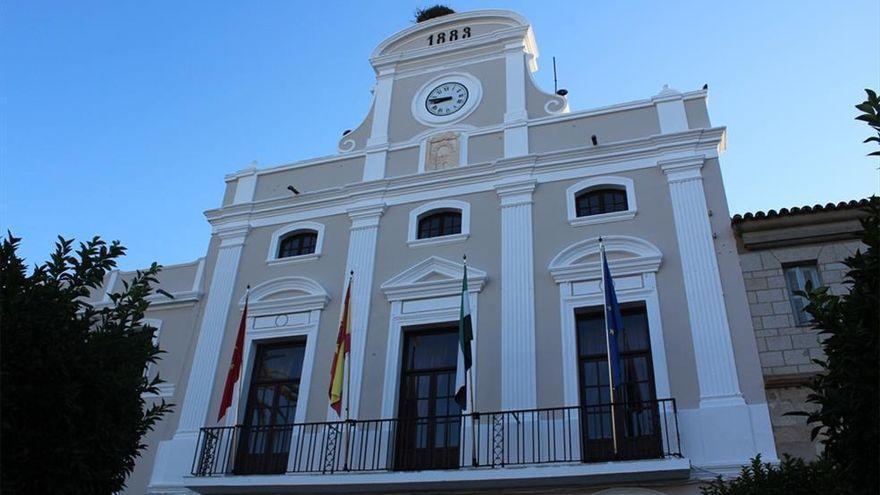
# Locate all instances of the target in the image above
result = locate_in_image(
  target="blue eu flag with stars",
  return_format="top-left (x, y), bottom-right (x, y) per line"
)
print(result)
top-left (602, 251), bottom-right (624, 390)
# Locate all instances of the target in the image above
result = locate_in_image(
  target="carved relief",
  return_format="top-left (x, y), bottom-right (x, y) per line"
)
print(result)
top-left (424, 132), bottom-right (460, 172)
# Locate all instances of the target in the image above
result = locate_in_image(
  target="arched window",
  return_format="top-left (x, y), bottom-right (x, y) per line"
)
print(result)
top-left (278, 230), bottom-right (318, 258)
top-left (575, 188), bottom-right (628, 217)
top-left (566, 177), bottom-right (636, 226)
top-left (407, 200), bottom-right (470, 247)
top-left (417, 210), bottom-right (462, 239)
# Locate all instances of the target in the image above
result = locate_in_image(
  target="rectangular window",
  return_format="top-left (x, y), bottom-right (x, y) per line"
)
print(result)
top-left (575, 303), bottom-right (661, 462)
top-left (395, 325), bottom-right (461, 471)
top-left (784, 263), bottom-right (821, 326)
top-left (235, 339), bottom-right (306, 475)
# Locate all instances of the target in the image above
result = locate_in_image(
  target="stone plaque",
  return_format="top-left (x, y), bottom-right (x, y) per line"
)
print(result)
top-left (424, 132), bottom-right (460, 172)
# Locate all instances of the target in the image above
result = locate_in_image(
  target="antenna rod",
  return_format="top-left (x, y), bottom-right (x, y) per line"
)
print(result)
top-left (553, 56), bottom-right (558, 93)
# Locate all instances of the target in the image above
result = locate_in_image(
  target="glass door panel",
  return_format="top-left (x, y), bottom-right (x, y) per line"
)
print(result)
top-left (236, 340), bottom-right (305, 474)
top-left (576, 304), bottom-right (662, 462)
top-left (395, 326), bottom-right (461, 471)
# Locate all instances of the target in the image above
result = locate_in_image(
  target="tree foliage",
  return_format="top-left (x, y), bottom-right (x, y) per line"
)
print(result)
top-left (795, 199), bottom-right (879, 492)
top-left (788, 88), bottom-right (880, 493)
top-left (700, 455), bottom-right (838, 495)
top-left (856, 89), bottom-right (880, 157)
top-left (0, 233), bottom-right (173, 494)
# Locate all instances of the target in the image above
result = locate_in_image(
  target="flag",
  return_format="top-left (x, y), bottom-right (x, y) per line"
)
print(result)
top-left (329, 274), bottom-right (353, 416)
top-left (217, 288), bottom-right (249, 422)
top-left (601, 248), bottom-right (623, 390)
top-left (454, 262), bottom-right (473, 409)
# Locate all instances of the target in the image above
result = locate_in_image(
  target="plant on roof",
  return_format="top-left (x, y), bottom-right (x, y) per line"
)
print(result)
top-left (415, 5), bottom-right (455, 23)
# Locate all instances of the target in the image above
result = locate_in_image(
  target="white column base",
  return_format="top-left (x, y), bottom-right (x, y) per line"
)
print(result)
top-left (679, 402), bottom-right (779, 469)
top-left (148, 432), bottom-right (199, 492)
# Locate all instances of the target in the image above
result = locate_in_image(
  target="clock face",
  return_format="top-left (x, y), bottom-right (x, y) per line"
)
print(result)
top-left (425, 82), bottom-right (469, 116)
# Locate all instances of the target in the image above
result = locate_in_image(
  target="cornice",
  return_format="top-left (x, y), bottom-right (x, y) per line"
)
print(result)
top-left (240, 88), bottom-right (711, 181)
top-left (90, 290), bottom-right (202, 311)
top-left (204, 128), bottom-right (726, 230)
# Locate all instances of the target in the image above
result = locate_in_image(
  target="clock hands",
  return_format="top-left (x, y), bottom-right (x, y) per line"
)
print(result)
top-left (428, 96), bottom-right (454, 104)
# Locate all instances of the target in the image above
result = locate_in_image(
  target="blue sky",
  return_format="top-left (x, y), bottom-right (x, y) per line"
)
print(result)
top-left (2, 1), bottom-right (878, 270)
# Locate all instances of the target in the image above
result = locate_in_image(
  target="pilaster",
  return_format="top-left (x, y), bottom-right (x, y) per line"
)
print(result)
top-left (495, 178), bottom-right (537, 409)
top-left (150, 223), bottom-right (249, 490)
top-left (363, 67), bottom-right (395, 181)
top-left (660, 156), bottom-right (743, 407)
top-left (652, 85), bottom-right (689, 134)
top-left (503, 41), bottom-right (529, 158)
top-left (177, 224), bottom-right (250, 432)
top-left (231, 166), bottom-right (258, 204)
top-left (342, 203), bottom-right (386, 418)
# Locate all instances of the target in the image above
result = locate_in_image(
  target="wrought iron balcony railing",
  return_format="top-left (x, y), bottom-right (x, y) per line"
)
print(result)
top-left (192, 398), bottom-right (681, 477)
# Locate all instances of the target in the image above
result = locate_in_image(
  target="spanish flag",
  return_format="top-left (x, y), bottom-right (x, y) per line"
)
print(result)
top-left (329, 272), bottom-right (353, 416)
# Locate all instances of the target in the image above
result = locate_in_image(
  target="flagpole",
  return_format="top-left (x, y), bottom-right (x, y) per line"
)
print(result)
top-left (464, 255), bottom-right (478, 467)
top-left (342, 271), bottom-right (353, 471)
top-left (599, 239), bottom-right (619, 456)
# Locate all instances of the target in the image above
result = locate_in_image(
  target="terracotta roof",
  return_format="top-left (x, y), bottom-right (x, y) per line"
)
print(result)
top-left (731, 198), bottom-right (872, 224)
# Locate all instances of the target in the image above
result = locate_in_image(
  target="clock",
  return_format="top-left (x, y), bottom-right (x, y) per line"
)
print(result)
top-left (411, 73), bottom-right (482, 126)
top-left (425, 82), bottom-right (469, 116)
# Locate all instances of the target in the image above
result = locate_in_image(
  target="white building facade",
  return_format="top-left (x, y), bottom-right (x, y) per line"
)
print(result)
top-left (115, 10), bottom-right (779, 494)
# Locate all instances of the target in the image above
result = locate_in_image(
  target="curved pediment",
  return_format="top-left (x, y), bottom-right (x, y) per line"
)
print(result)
top-left (380, 256), bottom-right (487, 301)
top-left (240, 276), bottom-right (330, 315)
top-left (370, 10), bottom-right (536, 70)
top-left (548, 235), bottom-right (662, 283)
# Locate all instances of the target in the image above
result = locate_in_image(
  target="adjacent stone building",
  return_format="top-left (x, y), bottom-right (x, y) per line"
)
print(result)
top-left (733, 199), bottom-right (870, 460)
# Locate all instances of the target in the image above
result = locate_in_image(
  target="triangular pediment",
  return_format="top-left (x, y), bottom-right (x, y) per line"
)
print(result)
top-left (380, 256), bottom-right (487, 301)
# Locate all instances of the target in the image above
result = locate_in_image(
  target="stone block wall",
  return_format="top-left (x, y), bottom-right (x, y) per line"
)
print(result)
top-left (739, 238), bottom-right (862, 459)
top-left (739, 240), bottom-right (861, 376)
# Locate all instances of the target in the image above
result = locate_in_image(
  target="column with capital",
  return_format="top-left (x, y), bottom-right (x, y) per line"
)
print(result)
top-left (340, 203), bottom-right (386, 419)
top-left (495, 178), bottom-right (538, 410)
top-left (661, 156), bottom-right (743, 406)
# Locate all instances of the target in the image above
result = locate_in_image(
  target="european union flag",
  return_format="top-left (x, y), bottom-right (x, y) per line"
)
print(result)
top-left (602, 250), bottom-right (624, 390)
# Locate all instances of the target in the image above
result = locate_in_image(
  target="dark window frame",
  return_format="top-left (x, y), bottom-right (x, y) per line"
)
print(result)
top-left (574, 187), bottom-right (628, 218)
top-left (395, 324), bottom-right (461, 471)
top-left (782, 261), bottom-right (822, 326)
top-left (236, 338), bottom-right (307, 475)
top-left (574, 302), bottom-right (661, 462)
top-left (416, 209), bottom-right (462, 239)
top-left (277, 230), bottom-right (318, 259)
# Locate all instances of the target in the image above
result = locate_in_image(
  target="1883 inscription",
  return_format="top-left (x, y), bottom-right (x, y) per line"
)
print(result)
top-left (427, 27), bottom-right (471, 46)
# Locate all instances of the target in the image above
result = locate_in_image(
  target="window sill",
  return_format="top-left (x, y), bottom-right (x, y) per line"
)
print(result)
top-left (407, 232), bottom-right (469, 248)
top-left (568, 209), bottom-right (636, 227)
top-left (267, 253), bottom-right (321, 266)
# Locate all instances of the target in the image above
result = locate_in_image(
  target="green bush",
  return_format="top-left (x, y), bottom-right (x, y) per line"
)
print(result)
top-left (700, 455), bottom-right (838, 495)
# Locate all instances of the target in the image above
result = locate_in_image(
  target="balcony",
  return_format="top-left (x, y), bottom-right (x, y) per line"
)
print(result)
top-left (188, 399), bottom-right (687, 493)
